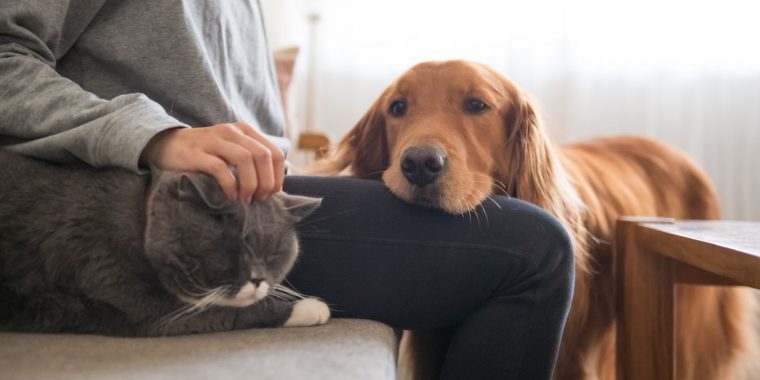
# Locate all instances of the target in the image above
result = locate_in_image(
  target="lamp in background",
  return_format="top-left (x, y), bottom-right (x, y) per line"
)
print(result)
top-left (295, 0), bottom-right (330, 159)
top-left (261, 0), bottom-right (329, 162)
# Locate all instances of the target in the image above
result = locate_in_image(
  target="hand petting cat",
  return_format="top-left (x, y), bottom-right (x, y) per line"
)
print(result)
top-left (140, 122), bottom-right (285, 204)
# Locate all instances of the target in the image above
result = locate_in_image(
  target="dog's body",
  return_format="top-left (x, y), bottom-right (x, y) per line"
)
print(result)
top-left (315, 60), bottom-right (757, 379)
top-left (558, 137), bottom-right (754, 379)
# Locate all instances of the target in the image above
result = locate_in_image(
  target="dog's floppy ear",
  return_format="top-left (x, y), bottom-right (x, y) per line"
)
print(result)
top-left (500, 86), bottom-right (587, 258)
top-left (312, 89), bottom-right (390, 179)
top-left (503, 91), bottom-right (558, 208)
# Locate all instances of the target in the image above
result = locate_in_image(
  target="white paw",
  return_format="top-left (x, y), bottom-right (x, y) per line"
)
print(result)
top-left (284, 298), bottom-right (331, 327)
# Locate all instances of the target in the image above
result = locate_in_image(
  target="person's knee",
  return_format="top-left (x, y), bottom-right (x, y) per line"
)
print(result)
top-left (534, 208), bottom-right (574, 280)
top-left (523, 205), bottom-right (575, 308)
top-left (483, 196), bottom-right (575, 284)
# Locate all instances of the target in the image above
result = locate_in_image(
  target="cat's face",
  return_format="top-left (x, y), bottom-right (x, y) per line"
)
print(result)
top-left (144, 172), bottom-right (320, 308)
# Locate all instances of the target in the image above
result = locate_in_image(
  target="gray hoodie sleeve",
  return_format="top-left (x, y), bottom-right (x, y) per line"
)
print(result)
top-left (0, 1), bottom-right (189, 172)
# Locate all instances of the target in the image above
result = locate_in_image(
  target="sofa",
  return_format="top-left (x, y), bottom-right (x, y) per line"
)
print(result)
top-left (0, 319), bottom-right (398, 380)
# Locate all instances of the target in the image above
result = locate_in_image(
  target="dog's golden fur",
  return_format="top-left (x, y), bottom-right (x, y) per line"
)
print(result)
top-left (314, 60), bottom-right (757, 379)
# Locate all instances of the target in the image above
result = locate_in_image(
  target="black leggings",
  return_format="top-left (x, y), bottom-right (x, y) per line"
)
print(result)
top-left (283, 176), bottom-right (574, 380)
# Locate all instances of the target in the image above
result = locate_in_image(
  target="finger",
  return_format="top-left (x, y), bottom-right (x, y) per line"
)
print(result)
top-left (271, 147), bottom-right (285, 193)
top-left (209, 141), bottom-right (259, 204)
top-left (228, 123), bottom-right (277, 198)
top-left (235, 122), bottom-right (286, 194)
top-left (225, 133), bottom-right (274, 201)
top-left (198, 154), bottom-right (238, 200)
top-left (251, 140), bottom-right (275, 201)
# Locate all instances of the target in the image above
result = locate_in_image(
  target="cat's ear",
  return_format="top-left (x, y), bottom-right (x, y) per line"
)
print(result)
top-left (279, 194), bottom-right (322, 222)
top-left (177, 172), bottom-right (228, 209)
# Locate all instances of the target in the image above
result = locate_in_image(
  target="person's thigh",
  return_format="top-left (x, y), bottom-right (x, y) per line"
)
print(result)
top-left (283, 175), bottom-right (573, 329)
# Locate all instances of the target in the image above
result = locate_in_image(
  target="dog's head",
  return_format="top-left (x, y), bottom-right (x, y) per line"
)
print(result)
top-left (319, 60), bottom-right (577, 217)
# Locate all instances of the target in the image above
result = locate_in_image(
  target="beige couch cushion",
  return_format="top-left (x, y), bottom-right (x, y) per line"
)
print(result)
top-left (0, 319), bottom-right (397, 380)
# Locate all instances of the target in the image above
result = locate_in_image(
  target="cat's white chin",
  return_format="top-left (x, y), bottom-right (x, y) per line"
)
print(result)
top-left (221, 281), bottom-right (270, 307)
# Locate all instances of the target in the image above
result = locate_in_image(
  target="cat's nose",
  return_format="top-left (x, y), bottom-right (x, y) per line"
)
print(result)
top-left (251, 278), bottom-right (265, 287)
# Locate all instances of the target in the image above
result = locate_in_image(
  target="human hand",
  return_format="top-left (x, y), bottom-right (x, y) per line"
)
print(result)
top-left (141, 123), bottom-right (285, 203)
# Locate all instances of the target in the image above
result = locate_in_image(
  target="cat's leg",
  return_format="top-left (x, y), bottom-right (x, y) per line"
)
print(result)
top-left (233, 297), bottom-right (330, 329)
top-left (144, 296), bottom-right (330, 336)
top-left (1, 289), bottom-right (132, 335)
top-left (283, 298), bottom-right (331, 327)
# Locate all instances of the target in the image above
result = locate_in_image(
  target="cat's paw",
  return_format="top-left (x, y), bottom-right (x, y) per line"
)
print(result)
top-left (284, 298), bottom-right (331, 327)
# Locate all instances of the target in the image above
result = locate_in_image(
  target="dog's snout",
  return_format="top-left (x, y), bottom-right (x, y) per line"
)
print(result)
top-left (400, 146), bottom-right (446, 187)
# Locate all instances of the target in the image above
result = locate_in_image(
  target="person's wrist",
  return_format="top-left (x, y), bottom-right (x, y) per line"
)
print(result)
top-left (140, 128), bottom-right (182, 168)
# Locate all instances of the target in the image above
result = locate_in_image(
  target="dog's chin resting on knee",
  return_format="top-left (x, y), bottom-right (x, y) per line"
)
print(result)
top-left (313, 60), bottom-right (759, 380)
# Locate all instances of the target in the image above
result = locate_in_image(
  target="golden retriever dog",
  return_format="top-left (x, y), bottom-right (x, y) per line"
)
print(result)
top-left (314, 60), bottom-right (757, 379)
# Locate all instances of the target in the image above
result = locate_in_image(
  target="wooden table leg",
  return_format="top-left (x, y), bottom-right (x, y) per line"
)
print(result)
top-left (616, 220), bottom-right (676, 380)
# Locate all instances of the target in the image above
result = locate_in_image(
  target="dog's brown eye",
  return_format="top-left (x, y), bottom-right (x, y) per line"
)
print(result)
top-left (463, 99), bottom-right (489, 114)
top-left (389, 100), bottom-right (407, 117)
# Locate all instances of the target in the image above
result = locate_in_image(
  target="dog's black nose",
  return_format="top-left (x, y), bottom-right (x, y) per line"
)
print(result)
top-left (400, 146), bottom-right (446, 187)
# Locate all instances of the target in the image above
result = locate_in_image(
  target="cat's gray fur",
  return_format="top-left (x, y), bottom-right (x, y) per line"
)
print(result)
top-left (0, 151), bottom-right (324, 336)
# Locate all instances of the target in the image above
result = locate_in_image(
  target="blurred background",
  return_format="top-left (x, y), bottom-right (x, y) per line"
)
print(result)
top-left (261, 0), bottom-right (760, 221)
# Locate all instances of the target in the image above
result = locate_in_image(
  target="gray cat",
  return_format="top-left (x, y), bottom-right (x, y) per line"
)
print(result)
top-left (0, 151), bottom-right (329, 336)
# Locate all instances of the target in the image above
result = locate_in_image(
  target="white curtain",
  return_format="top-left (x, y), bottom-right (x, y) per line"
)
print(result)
top-left (263, 0), bottom-right (760, 221)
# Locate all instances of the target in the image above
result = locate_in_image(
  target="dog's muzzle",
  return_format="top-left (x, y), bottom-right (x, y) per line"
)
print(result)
top-left (400, 146), bottom-right (447, 187)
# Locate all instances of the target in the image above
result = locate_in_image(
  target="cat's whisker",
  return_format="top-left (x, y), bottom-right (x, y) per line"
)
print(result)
top-left (173, 264), bottom-right (231, 301)
top-left (187, 287), bottom-right (229, 311)
top-left (154, 285), bottom-right (233, 334)
top-left (282, 280), bottom-right (307, 296)
top-left (296, 208), bottom-right (360, 228)
top-left (268, 284), bottom-right (306, 302)
top-left (155, 303), bottom-right (196, 334)
top-left (176, 285), bottom-right (219, 298)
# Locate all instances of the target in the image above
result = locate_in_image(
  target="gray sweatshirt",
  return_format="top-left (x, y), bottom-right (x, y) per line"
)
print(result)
top-left (0, 0), bottom-right (289, 173)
